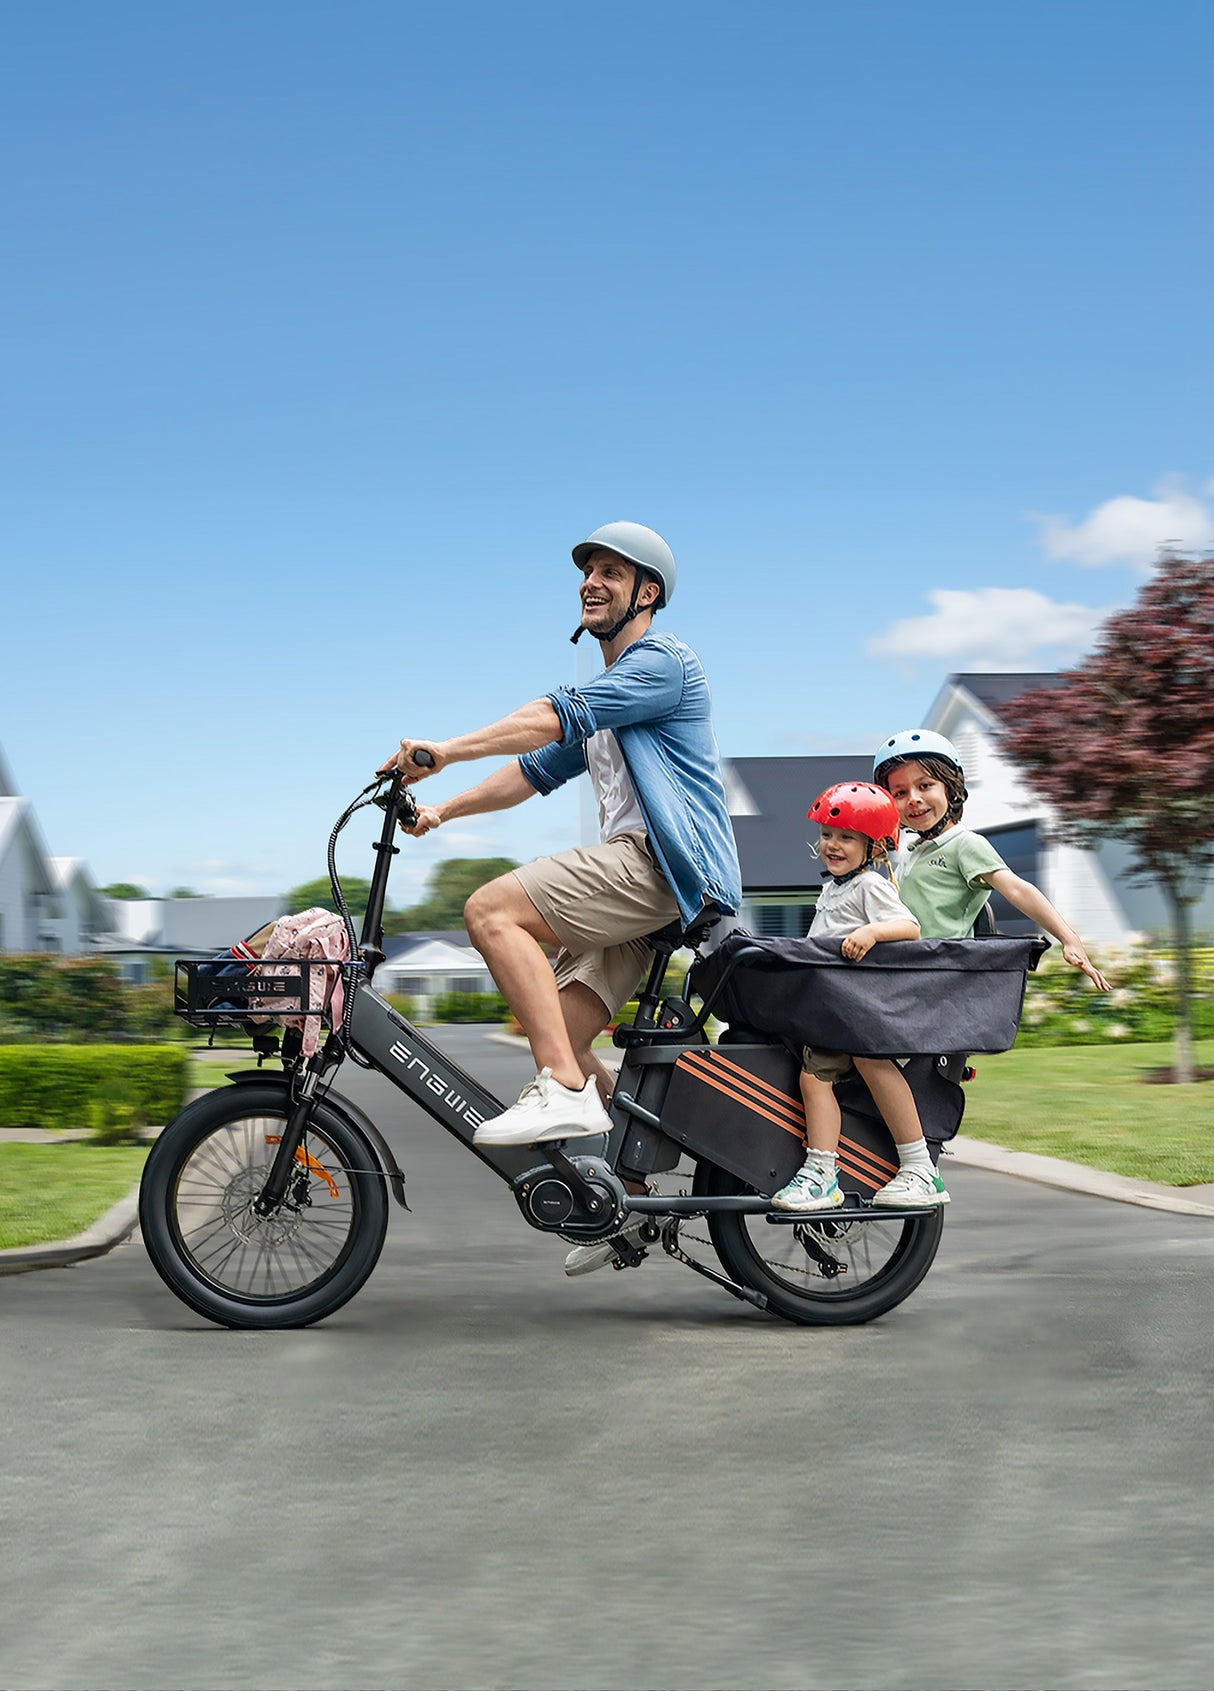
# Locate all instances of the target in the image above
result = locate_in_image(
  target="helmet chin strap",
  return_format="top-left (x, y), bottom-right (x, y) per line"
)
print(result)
top-left (908, 808), bottom-right (958, 844)
top-left (570, 573), bottom-right (649, 644)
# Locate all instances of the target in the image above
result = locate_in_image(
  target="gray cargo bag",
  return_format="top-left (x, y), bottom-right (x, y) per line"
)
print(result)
top-left (692, 932), bottom-right (1047, 1058)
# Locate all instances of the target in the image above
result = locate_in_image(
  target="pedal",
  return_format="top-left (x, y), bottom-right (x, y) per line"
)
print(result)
top-left (610, 1237), bottom-right (647, 1269)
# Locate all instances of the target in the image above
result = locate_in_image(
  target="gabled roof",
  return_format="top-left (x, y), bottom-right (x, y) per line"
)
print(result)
top-left (941, 672), bottom-right (1069, 723)
top-left (727, 756), bottom-right (872, 892)
top-left (381, 930), bottom-right (478, 963)
top-left (0, 797), bottom-right (55, 893)
top-left (379, 934), bottom-right (489, 974)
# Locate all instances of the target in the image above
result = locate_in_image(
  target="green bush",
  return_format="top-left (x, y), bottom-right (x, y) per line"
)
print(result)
top-left (382, 993), bottom-right (418, 1021)
top-left (1016, 941), bottom-right (1214, 1048)
top-left (430, 991), bottom-right (511, 1024)
top-left (0, 1045), bottom-right (189, 1138)
top-left (0, 955), bottom-right (180, 1043)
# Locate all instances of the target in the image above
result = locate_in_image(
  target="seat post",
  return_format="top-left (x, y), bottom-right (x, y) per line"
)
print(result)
top-left (634, 934), bottom-right (678, 1028)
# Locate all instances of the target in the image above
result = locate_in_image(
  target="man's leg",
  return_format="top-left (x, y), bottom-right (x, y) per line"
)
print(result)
top-left (558, 979), bottom-right (615, 1106)
top-left (464, 873), bottom-right (585, 1091)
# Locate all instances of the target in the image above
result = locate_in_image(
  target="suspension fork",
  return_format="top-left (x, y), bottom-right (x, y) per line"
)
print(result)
top-left (252, 1067), bottom-right (326, 1216)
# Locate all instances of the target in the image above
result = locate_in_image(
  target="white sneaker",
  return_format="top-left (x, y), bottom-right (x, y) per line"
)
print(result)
top-left (871, 1165), bottom-right (950, 1208)
top-left (564, 1203), bottom-right (658, 1277)
top-left (472, 1068), bottom-right (613, 1148)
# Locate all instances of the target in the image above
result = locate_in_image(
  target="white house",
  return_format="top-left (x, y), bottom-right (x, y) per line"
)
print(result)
top-left (99, 895), bottom-right (286, 981)
top-left (0, 795), bottom-right (57, 953)
top-left (372, 931), bottom-right (497, 1014)
top-left (1, 737), bottom-right (284, 965)
top-left (922, 674), bottom-right (1214, 945)
top-left (47, 859), bottom-right (111, 956)
top-left (724, 672), bottom-right (1214, 948)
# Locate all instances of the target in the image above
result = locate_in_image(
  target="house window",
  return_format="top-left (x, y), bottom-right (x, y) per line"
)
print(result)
top-left (746, 899), bottom-right (819, 937)
top-left (977, 821), bottom-right (1041, 935)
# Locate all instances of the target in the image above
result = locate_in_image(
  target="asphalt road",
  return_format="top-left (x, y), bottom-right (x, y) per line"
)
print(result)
top-left (3, 1026), bottom-right (1213, 1691)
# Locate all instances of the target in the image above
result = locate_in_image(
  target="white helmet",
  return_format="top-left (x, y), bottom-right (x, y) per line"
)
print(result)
top-left (572, 521), bottom-right (676, 609)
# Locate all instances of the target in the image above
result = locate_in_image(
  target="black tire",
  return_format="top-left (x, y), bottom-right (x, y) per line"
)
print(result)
top-left (139, 1083), bottom-right (389, 1330)
top-left (694, 1159), bottom-right (944, 1327)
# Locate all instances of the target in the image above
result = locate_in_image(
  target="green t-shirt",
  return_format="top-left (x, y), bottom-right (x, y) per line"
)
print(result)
top-left (896, 825), bottom-right (1008, 938)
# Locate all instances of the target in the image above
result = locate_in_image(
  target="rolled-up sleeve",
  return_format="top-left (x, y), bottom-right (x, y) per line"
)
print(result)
top-left (547, 641), bottom-right (686, 745)
top-left (518, 738), bottom-right (587, 795)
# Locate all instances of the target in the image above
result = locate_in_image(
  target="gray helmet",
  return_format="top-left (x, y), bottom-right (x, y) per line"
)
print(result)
top-left (571, 520), bottom-right (676, 609)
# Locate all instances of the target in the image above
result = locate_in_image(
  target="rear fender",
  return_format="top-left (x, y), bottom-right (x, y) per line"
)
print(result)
top-left (224, 1071), bottom-right (409, 1209)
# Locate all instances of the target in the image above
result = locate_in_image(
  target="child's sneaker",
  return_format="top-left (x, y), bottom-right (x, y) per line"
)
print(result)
top-left (871, 1166), bottom-right (950, 1208)
top-left (771, 1158), bottom-right (844, 1212)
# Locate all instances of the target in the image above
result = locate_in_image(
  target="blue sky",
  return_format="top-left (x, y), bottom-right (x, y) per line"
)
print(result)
top-left (2, 0), bottom-right (1212, 908)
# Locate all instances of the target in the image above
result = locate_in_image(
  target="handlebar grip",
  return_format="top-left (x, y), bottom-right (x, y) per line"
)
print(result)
top-left (411, 748), bottom-right (436, 769)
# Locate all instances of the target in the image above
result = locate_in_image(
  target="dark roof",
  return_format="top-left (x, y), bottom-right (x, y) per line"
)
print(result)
top-left (952, 673), bottom-right (1068, 719)
top-left (728, 756), bottom-right (872, 892)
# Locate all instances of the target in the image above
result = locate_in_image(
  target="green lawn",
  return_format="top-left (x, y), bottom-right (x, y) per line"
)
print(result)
top-left (0, 1142), bottom-right (150, 1251)
top-left (960, 1039), bottom-right (1214, 1186)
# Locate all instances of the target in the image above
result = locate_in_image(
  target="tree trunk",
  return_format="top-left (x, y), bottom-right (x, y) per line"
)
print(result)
top-left (1160, 874), bottom-right (1195, 1085)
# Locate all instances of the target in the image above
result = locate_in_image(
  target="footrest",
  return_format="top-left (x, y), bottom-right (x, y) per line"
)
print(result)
top-left (765, 1205), bottom-right (939, 1224)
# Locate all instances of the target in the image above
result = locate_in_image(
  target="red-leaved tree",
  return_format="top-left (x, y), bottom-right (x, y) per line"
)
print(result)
top-left (998, 552), bottom-right (1214, 1083)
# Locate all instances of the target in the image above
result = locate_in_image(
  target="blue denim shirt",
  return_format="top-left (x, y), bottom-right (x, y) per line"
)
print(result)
top-left (517, 632), bottom-right (742, 931)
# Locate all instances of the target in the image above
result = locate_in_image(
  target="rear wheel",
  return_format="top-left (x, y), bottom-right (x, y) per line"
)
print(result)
top-left (139, 1084), bottom-right (389, 1329)
top-left (694, 1159), bottom-right (944, 1326)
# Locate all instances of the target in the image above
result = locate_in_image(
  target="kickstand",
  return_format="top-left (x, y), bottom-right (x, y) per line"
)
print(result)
top-left (659, 1218), bottom-right (768, 1311)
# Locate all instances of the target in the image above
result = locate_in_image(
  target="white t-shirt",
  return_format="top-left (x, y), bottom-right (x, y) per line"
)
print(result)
top-left (809, 869), bottom-right (918, 940)
top-left (585, 729), bottom-right (646, 842)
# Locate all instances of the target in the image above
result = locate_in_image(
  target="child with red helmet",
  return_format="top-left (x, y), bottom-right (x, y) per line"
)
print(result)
top-left (773, 782), bottom-right (944, 1213)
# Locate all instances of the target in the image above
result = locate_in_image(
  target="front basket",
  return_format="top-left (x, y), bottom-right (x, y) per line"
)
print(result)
top-left (174, 959), bottom-right (342, 1030)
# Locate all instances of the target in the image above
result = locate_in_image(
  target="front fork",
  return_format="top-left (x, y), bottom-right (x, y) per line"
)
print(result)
top-left (252, 1061), bottom-right (329, 1216)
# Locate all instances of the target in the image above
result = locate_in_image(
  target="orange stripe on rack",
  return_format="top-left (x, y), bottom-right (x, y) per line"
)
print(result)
top-left (675, 1052), bottom-right (900, 1188)
top-left (679, 1048), bottom-right (811, 1129)
top-left (838, 1135), bottom-right (898, 1183)
top-left (678, 1052), bottom-right (806, 1133)
top-left (696, 1052), bottom-right (808, 1123)
top-left (676, 1053), bottom-right (805, 1138)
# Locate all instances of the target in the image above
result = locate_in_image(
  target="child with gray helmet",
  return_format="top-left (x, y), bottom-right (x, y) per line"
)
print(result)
top-left (874, 727), bottom-right (1111, 978)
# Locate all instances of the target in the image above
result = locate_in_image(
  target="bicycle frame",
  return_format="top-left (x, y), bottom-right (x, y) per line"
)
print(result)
top-left (251, 772), bottom-right (932, 1228)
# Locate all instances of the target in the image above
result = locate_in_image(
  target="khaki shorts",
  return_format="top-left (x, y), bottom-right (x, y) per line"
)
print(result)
top-left (513, 831), bottom-right (680, 1018)
top-left (801, 1046), bottom-right (854, 1084)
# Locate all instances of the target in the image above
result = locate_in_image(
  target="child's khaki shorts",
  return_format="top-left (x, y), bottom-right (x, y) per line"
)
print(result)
top-left (513, 831), bottom-right (680, 1018)
top-left (801, 1046), bottom-right (855, 1084)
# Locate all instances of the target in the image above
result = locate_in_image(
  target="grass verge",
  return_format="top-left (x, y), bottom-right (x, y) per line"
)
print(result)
top-left (0, 1142), bottom-right (150, 1251)
top-left (961, 1039), bottom-right (1214, 1186)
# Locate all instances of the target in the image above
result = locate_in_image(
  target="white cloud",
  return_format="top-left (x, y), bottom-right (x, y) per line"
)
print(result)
top-left (1033, 475), bottom-right (1214, 568)
top-left (867, 587), bottom-right (1105, 670)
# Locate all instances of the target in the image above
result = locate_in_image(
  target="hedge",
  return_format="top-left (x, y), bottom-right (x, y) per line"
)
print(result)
top-left (0, 1045), bottom-right (190, 1134)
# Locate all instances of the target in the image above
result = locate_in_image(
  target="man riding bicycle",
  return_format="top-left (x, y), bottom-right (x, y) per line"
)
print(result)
top-left (380, 520), bottom-right (741, 1162)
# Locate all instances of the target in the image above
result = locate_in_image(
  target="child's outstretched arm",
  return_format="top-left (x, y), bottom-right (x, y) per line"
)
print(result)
top-left (981, 869), bottom-right (1111, 990)
top-left (840, 916), bottom-right (920, 962)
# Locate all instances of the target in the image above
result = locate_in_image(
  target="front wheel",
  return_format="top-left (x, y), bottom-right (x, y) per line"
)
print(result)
top-left (139, 1083), bottom-right (389, 1329)
top-left (694, 1160), bottom-right (944, 1326)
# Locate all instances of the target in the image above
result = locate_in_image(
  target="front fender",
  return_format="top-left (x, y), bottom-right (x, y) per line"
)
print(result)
top-left (223, 1071), bottom-right (409, 1209)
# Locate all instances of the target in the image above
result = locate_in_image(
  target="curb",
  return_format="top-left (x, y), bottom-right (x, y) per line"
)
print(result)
top-left (945, 1136), bottom-right (1214, 1217)
top-left (0, 1185), bottom-right (142, 1276)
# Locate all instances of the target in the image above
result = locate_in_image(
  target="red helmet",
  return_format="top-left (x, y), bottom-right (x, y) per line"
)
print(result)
top-left (808, 782), bottom-right (900, 850)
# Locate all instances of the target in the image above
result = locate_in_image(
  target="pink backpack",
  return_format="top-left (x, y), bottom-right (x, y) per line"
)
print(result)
top-left (252, 907), bottom-right (352, 1057)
